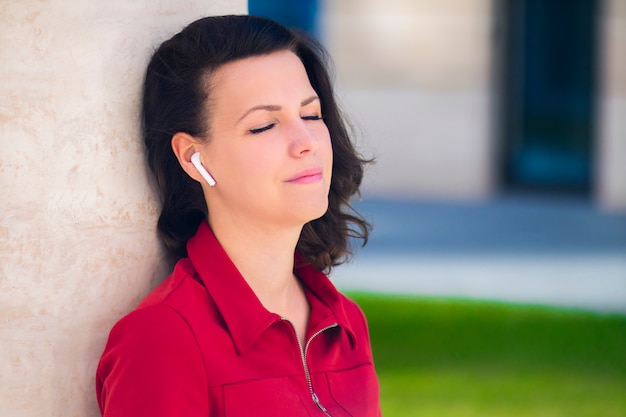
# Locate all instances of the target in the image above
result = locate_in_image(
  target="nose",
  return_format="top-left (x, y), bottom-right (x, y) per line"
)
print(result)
top-left (288, 119), bottom-right (319, 157)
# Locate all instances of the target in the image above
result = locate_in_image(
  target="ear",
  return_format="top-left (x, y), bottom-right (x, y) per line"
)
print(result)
top-left (171, 132), bottom-right (205, 183)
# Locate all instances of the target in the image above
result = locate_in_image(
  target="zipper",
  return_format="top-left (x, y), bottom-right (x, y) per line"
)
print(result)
top-left (283, 318), bottom-right (338, 416)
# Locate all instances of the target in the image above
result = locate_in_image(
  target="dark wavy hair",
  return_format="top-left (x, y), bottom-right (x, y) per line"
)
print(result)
top-left (142, 15), bottom-right (370, 273)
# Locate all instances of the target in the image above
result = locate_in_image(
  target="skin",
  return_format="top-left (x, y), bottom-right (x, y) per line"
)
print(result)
top-left (172, 50), bottom-right (333, 344)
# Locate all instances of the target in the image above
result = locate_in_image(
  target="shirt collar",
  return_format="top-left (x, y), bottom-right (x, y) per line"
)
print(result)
top-left (186, 221), bottom-right (356, 354)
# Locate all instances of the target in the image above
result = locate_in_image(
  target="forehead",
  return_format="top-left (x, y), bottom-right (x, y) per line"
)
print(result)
top-left (208, 50), bottom-right (316, 108)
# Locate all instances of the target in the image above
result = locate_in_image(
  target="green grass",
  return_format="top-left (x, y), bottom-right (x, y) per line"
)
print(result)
top-left (349, 293), bottom-right (626, 417)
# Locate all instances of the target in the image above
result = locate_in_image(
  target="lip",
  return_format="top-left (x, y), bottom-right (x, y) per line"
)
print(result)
top-left (286, 167), bottom-right (323, 184)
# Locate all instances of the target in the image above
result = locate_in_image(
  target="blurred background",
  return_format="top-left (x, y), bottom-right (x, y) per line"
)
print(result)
top-left (248, 0), bottom-right (626, 313)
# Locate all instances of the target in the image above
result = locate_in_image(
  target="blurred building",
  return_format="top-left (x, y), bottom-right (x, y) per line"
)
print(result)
top-left (249, 0), bottom-right (625, 211)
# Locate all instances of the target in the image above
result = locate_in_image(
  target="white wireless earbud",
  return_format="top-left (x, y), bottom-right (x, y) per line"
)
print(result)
top-left (190, 152), bottom-right (216, 187)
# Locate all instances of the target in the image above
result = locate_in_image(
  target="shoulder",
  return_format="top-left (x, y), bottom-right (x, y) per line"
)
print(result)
top-left (106, 303), bottom-right (196, 350)
top-left (98, 303), bottom-right (206, 383)
top-left (96, 259), bottom-right (214, 416)
top-left (100, 257), bottom-right (214, 365)
top-left (96, 304), bottom-right (209, 416)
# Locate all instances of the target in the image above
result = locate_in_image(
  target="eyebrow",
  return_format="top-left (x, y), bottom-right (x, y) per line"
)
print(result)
top-left (237, 95), bottom-right (320, 123)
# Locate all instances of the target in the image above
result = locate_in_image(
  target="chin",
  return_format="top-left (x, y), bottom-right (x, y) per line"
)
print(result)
top-left (293, 198), bottom-right (329, 224)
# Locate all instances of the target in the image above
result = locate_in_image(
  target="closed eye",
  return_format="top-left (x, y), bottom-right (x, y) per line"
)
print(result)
top-left (249, 123), bottom-right (275, 134)
top-left (302, 115), bottom-right (323, 121)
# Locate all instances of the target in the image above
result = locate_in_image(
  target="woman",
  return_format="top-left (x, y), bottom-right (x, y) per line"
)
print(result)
top-left (96, 15), bottom-right (381, 417)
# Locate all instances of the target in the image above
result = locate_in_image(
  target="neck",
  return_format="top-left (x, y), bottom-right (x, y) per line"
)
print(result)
top-left (208, 213), bottom-right (304, 313)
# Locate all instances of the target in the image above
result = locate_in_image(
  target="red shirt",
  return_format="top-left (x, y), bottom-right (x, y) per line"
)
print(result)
top-left (96, 221), bottom-right (381, 416)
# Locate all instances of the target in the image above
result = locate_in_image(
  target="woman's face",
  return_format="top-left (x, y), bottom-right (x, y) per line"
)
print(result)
top-left (200, 50), bottom-right (333, 230)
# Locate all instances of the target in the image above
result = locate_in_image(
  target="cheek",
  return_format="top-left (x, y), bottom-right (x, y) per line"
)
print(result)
top-left (220, 142), bottom-right (281, 184)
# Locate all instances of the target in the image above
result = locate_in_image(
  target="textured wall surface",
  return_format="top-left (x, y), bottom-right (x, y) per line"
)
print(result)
top-left (0, 1), bottom-right (246, 416)
top-left (597, 0), bottom-right (626, 210)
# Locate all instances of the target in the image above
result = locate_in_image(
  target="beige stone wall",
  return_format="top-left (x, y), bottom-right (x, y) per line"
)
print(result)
top-left (0, 1), bottom-right (246, 416)
top-left (322, 0), bottom-right (495, 199)
top-left (597, 0), bottom-right (626, 210)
